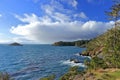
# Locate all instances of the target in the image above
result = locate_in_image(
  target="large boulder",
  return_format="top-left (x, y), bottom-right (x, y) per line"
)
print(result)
top-left (70, 59), bottom-right (80, 63)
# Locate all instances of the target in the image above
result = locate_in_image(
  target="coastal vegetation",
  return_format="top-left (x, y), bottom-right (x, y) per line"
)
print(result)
top-left (59, 66), bottom-right (85, 80)
top-left (60, 0), bottom-right (120, 80)
top-left (52, 40), bottom-right (90, 47)
top-left (83, 0), bottom-right (120, 68)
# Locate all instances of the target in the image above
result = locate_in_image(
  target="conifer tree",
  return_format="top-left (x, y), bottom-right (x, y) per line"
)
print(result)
top-left (105, 0), bottom-right (120, 68)
top-left (106, 0), bottom-right (120, 52)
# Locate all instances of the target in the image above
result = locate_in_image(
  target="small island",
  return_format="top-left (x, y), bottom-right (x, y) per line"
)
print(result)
top-left (9, 42), bottom-right (23, 46)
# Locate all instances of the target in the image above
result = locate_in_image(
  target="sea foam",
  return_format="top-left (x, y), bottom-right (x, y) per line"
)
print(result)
top-left (61, 60), bottom-right (85, 67)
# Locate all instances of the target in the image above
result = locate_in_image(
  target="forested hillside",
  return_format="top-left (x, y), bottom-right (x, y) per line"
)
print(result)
top-left (52, 40), bottom-right (90, 47)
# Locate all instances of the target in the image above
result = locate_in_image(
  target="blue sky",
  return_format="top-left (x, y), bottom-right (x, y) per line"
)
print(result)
top-left (0, 0), bottom-right (114, 44)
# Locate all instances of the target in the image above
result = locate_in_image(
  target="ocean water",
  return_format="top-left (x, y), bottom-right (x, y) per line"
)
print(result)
top-left (0, 44), bottom-right (89, 80)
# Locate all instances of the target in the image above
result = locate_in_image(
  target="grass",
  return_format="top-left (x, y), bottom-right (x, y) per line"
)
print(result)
top-left (109, 71), bottom-right (120, 80)
top-left (89, 69), bottom-right (120, 80)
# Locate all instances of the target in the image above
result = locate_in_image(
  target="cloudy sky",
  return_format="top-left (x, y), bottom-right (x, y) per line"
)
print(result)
top-left (0, 0), bottom-right (114, 44)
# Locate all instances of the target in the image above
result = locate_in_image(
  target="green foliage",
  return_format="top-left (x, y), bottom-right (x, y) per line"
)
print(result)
top-left (84, 28), bottom-right (120, 73)
top-left (106, 1), bottom-right (120, 21)
top-left (53, 40), bottom-right (90, 47)
top-left (0, 72), bottom-right (10, 80)
top-left (60, 66), bottom-right (85, 80)
top-left (83, 33), bottom-right (107, 56)
top-left (104, 52), bottom-right (120, 68)
top-left (83, 1), bottom-right (120, 69)
top-left (105, 0), bottom-right (120, 54)
top-left (104, 7), bottom-right (120, 68)
top-left (40, 75), bottom-right (55, 80)
top-left (86, 57), bottom-right (107, 70)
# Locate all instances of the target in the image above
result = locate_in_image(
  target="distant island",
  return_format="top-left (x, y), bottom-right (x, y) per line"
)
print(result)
top-left (9, 42), bottom-right (23, 46)
top-left (52, 40), bottom-right (90, 47)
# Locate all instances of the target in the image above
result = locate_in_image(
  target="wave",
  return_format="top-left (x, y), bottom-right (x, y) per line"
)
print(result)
top-left (74, 53), bottom-right (81, 56)
top-left (61, 60), bottom-right (86, 67)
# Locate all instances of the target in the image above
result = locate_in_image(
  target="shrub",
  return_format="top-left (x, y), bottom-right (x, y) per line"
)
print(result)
top-left (60, 66), bottom-right (85, 80)
top-left (86, 57), bottom-right (107, 70)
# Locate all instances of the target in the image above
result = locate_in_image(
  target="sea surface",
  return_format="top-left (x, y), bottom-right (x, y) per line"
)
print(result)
top-left (0, 44), bottom-right (89, 80)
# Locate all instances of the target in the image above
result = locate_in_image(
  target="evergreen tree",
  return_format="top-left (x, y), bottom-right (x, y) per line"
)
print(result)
top-left (104, 0), bottom-right (120, 68)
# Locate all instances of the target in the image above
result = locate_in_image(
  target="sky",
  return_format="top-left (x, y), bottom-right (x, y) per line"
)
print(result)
top-left (0, 0), bottom-right (115, 44)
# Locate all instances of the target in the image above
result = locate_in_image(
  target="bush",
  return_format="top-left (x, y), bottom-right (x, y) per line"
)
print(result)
top-left (60, 66), bottom-right (85, 80)
top-left (86, 57), bottom-right (107, 70)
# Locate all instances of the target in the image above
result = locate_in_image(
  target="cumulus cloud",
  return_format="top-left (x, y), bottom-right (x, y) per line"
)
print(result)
top-left (10, 14), bottom-right (114, 44)
top-left (9, 0), bottom-right (114, 44)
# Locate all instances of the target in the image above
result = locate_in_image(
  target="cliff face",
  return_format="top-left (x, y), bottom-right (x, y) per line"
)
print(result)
top-left (82, 31), bottom-right (108, 57)
top-left (82, 27), bottom-right (120, 57)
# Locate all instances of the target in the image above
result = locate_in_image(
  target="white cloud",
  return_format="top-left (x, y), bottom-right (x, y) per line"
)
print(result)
top-left (69, 0), bottom-right (78, 8)
top-left (41, 5), bottom-right (54, 15)
top-left (61, 0), bottom-right (78, 8)
top-left (33, 0), bottom-right (78, 8)
top-left (41, 0), bottom-right (85, 22)
top-left (41, 3), bottom-right (71, 22)
top-left (53, 12), bottom-right (71, 22)
top-left (10, 14), bottom-right (114, 44)
top-left (15, 14), bottom-right (39, 23)
top-left (9, 0), bottom-right (114, 44)
top-left (74, 12), bottom-right (88, 19)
